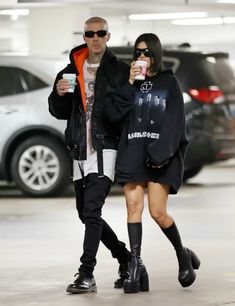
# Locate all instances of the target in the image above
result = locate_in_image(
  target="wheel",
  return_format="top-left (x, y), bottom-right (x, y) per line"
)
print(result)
top-left (183, 166), bottom-right (203, 181)
top-left (10, 136), bottom-right (71, 197)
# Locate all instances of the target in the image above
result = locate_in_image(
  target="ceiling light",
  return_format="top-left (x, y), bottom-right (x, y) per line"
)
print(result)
top-left (11, 15), bottom-right (19, 21)
top-left (0, 9), bottom-right (30, 16)
top-left (172, 17), bottom-right (223, 25)
top-left (217, 0), bottom-right (235, 3)
top-left (172, 16), bottom-right (235, 25)
top-left (128, 12), bottom-right (208, 21)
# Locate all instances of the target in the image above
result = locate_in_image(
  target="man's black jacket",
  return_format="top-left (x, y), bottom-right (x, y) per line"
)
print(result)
top-left (48, 43), bottom-right (129, 160)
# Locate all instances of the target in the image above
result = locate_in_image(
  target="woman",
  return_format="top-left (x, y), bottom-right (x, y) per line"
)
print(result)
top-left (103, 33), bottom-right (200, 293)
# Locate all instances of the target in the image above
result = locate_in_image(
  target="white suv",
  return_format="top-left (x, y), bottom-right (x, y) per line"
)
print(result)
top-left (0, 55), bottom-right (71, 197)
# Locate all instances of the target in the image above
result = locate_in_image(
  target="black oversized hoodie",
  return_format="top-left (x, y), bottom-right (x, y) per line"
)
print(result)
top-left (103, 70), bottom-right (188, 194)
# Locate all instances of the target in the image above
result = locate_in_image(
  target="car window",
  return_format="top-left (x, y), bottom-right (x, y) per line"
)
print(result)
top-left (162, 56), bottom-right (180, 72)
top-left (183, 56), bottom-right (235, 92)
top-left (204, 57), bottom-right (235, 92)
top-left (113, 53), bottom-right (132, 65)
top-left (0, 66), bottom-right (48, 97)
top-left (162, 60), bottom-right (175, 70)
top-left (112, 51), bottom-right (181, 72)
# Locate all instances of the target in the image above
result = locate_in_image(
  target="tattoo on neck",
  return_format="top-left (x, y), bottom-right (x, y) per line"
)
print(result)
top-left (88, 52), bottom-right (104, 64)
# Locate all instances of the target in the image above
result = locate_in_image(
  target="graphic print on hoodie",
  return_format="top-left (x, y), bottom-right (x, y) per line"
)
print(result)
top-left (128, 79), bottom-right (168, 143)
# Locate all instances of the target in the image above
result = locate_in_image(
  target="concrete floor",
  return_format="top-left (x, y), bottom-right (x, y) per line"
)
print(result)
top-left (0, 161), bottom-right (235, 306)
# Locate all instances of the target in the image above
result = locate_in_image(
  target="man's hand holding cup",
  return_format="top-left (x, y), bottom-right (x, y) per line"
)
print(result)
top-left (57, 73), bottom-right (76, 96)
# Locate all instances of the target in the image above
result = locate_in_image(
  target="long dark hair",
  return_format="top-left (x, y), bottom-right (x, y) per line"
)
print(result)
top-left (133, 33), bottom-right (162, 74)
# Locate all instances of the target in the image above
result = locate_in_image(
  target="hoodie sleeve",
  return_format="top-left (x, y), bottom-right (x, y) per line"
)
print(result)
top-left (103, 82), bottom-right (135, 124)
top-left (48, 64), bottom-right (74, 120)
top-left (146, 78), bottom-right (186, 166)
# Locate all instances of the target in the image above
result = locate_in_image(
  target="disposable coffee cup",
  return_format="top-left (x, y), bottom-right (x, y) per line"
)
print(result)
top-left (135, 60), bottom-right (147, 80)
top-left (62, 73), bottom-right (76, 92)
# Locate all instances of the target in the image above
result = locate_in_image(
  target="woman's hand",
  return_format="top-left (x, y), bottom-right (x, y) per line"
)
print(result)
top-left (146, 158), bottom-right (169, 169)
top-left (129, 61), bottom-right (141, 85)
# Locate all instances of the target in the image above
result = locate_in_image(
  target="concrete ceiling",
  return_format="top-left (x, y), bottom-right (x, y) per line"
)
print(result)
top-left (92, 0), bottom-right (235, 17)
top-left (0, 0), bottom-right (235, 17)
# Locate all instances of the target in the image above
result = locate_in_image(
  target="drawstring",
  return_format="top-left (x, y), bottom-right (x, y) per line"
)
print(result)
top-left (78, 161), bottom-right (86, 187)
top-left (96, 134), bottom-right (104, 178)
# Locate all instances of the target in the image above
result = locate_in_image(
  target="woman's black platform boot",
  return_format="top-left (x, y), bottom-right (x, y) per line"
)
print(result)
top-left (123, 223), bottom-right (149, 294)
top-left (177, 247), bottom-right (201, 287)
top-left (161, 222), bottom-right (200, 287)
top-left (124, 255), bottom-right (149, 293)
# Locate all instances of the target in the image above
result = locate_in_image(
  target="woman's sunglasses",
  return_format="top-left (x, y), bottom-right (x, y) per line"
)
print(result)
top-left (135, 48), bottom-right (152, 58)
top-left (84, 30), bottom-right (107, 38)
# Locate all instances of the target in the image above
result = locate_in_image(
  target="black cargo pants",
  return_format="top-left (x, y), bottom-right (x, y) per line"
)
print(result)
top-left (74, 173), bottom-right (126, 276)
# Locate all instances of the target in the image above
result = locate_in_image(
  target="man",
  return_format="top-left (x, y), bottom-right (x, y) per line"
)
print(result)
top-left (48, 17), bottom-right (130, 294)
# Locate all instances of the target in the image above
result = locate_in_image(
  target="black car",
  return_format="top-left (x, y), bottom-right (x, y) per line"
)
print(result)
top-left (110, 45), bottom-right (235, 179)
top-left (1, 48), bottom-right (235, 197)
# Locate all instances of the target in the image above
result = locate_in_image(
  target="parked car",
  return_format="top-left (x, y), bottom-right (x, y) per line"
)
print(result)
top-left (110, 44), bottom-right (235, 180)
top-left (0, 55), bottom-right (71, 197)
top-left (1, 45), bottom-right (235, 197)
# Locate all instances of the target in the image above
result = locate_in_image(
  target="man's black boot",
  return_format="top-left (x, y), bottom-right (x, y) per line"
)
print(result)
top-left (114, 261), bottom-right (129, 288)
top-left (66, 272), bottom-right (97, 294)
top-left (114, 244), bottom-right (131, 288)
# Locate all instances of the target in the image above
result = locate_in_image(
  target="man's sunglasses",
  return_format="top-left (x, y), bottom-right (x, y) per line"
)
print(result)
top-left (135, 48), bottom-right (152, 58)
top-left (84, 30), bottom-right (107, 38)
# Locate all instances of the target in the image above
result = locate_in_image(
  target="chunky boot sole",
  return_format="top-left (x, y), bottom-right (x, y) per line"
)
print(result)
top-left (66, 284), bottom-right (97, 294)
top-left (140, 272), bottom-right (149, 292)
top-left (178, 249), bottom-right (201, 288)
top-left (124, 272), bottom-right (149, 293)
top-left (114, 278), bottom-right (125, 289)
top-left (179, 269), bottom-right (196, 288)
top-left (114, 282), bottom-right (124, 289)
top-left (124, 279), bottom-right (140, 293)
top-left (191, 250), bottom-right (201, 270)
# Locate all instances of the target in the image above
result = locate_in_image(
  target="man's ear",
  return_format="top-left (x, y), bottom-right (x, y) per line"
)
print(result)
top-left (106, 32), bottom-right (111, 42)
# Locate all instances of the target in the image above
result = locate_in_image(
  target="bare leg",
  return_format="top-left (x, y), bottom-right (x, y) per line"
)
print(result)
top-left (147, 181), bottom-right (200, 287)
top-left (123, 182), bottom-right (149, 293)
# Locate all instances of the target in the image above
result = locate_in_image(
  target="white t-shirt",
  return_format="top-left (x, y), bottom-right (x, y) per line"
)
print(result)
top-left (73, 59), bottom-right (117, 182)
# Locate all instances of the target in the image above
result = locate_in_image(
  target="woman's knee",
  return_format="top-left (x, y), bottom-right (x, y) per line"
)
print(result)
top-left (126, 199), bottom-right (143, 216)
top-left (150, 208), bottom-right (168, 225)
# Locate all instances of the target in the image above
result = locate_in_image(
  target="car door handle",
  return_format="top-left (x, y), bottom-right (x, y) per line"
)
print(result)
top-left (0, 106), bottom-right (18, 114)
